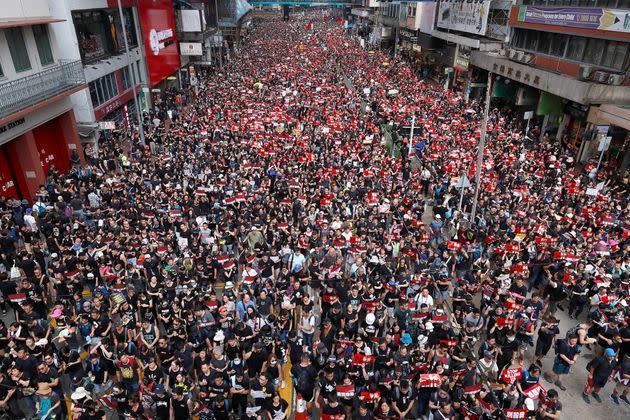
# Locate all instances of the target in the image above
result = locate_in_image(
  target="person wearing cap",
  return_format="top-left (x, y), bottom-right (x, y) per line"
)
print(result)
top-left (429, 213), bottom-right (444, 246)
top-left (583, 347), bottom-right (618, 404)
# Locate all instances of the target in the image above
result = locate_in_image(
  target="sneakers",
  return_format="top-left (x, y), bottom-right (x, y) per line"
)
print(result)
top-left (610, 394), bottom-right (620, 405)
top-left (582, 393), bottom-right (591, 404)
top-left (592, 392), bottom-right (602, 403)
top-left (620, 394), bottom-right (630, 405)
top-left (554, 381), bottom-right (567, 391)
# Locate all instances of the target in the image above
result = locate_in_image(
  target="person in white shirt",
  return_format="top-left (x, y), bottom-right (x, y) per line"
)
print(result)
top-left (415, 287), bottom-right (434, 310)
top-left (24, 209), bottom-right (37, 232)
top-left (290, 249), bottom-right (306, 274)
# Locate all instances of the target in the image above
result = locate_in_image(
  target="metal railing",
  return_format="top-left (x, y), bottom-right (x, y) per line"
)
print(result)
top-left (0, 60), bottom-right (86, 120)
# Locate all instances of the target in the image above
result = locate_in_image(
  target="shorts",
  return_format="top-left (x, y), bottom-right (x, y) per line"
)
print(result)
top-left (614, 380), bottom-right (628, 394)
top-left (535, 340), bottom-right (552, 356)
top-left (592, 376), bottom-right (608, 389)
top-left (552, 358), bottom-right (571, 375)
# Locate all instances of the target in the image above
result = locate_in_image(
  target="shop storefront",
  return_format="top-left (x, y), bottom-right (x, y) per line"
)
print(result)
top-left (0, 98), bottom-right (83, 200)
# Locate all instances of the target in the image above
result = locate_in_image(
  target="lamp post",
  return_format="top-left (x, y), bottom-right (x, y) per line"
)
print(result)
top-left (117, 0), bottom-right (145, 149)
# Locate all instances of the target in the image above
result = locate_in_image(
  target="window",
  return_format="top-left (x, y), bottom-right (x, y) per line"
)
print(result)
top-left (583, 38), bottom-right (605, 65)
top-left (88, 72), bottom-right (119, 107)
top-left (5, 28), bottom-right (31, 72)
top-left (136, 61), bottom-right (141, 83)
top-left (548, 33), bottom-right (566, 57)
top-left (121, 67), bottom-right (131, 90)
top-left (0, 62), bottom-right (3, 77)
top-left (566, 36), bottom-right (587, 61)
top-left (32, 24), bottom-right (54, 66)
top-left (524, 31), bottom-right (539, 51)
top-left (601, 41), bottom-right (628, 70)
top-left (72, 7), bottom-right (137, 64)
top-left (537, 32), bottom-right (551, 54)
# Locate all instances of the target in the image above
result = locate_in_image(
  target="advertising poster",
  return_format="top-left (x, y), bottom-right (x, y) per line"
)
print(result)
top-left (138, 0), bottom-right (181, 86)
top-left (517, 6), bottom-right (630, 33)
top-left (437, 0), bottom-right (491, 36)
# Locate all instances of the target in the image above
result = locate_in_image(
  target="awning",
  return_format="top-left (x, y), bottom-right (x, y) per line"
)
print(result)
top-left (588, 105), bottom-right (630, 131)
top-left (0, 17), bottom-right (65, 29)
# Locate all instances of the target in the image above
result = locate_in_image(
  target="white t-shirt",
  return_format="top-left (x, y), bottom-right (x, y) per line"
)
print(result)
top-left (415, 294), bottom-right (434, 309)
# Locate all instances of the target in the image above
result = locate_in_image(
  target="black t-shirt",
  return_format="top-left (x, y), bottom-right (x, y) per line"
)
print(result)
top-left (318, 376), bottom-right (337, 400)
top-left (396, 387), bottom-right (415, 410)
top-left (246, 350), bottom-right (268, 376)
top-left (78, 410), bottom-right (106, 420)
top-left (322, 403), bottom-right (345, 415)
top-left (557, 339), bottom-right (579, 362)
top-left (590, 356), bottom-right (617, 381)
top-left (144, 365), bottom-right (165, 385)
top-left (171, 396), bottom-right (190, 418)
top-left (153, 393), bottom-right (171, 420)
top-left (266, 399), bottom-right (289, 418)
top-left (208, 380), bottom-right (230, 398)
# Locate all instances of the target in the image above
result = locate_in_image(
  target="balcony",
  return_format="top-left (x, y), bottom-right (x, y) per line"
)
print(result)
top-left (0, 60), bottom-right (85, 121)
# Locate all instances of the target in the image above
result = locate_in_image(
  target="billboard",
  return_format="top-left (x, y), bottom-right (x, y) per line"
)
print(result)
top-left (138, 0), bottom-right (180, 87)
top-left (517, 6), bottom-right (630, 33)
top-left (437, 0), bottom-right (491, 36)
top-left (180, 9), bottom-right (203, 32)
top-left (180, 42), bottom-right (203, 56)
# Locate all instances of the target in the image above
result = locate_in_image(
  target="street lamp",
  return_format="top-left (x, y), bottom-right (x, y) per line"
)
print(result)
top-left (117, 0), bottom-right (145, 149)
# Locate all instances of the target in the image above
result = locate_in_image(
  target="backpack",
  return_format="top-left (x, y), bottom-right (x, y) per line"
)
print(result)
top-left (565, 324), bottom-right (581, 340)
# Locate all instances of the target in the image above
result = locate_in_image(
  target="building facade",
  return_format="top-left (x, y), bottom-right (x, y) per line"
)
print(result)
top-left (48, 0), bottom-right (149, 138)
top-left (471, 0), bottom-right (630, 167)
top-left (0, 0), bottom-right (87, 200)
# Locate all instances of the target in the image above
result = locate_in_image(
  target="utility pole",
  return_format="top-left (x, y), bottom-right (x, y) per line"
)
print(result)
top-left (214, 0), bottom-right (223, 67)
top-left (470, 72), bottom-right (493, 221)
top-left (407, 114), bottom-right (415, 157)
top-left (117, 0), bottom-right (145, 148)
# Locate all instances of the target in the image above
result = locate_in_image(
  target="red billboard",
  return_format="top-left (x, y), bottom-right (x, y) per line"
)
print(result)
top-left (137, 0), bottom-right (180, 87)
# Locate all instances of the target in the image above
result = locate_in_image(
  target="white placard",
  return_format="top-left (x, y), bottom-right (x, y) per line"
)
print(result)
top-left (180, 42), bottom-right (203, 56)
top-left (598, 136), bottom-right (612, 152)
top-left (99, 121), bottom-right (116, 130)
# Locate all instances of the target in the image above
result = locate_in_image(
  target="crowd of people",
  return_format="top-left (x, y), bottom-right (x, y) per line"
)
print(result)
top-left (0, 11), bottom-right (628, 420)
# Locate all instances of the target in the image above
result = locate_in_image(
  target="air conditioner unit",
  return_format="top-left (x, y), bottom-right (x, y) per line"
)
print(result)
top-left (508, 49), bottom-right (519, 60)
top-left (608, 74), bottom-right (626, 85)
top-left (578, 65), bottom-right (593, 80)
top-left (514, 51), bottom-right (524, 62)
top-left (521, 53), bottom-right (534, 64)
top-left (592, 70), bottom-right (609, 83)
